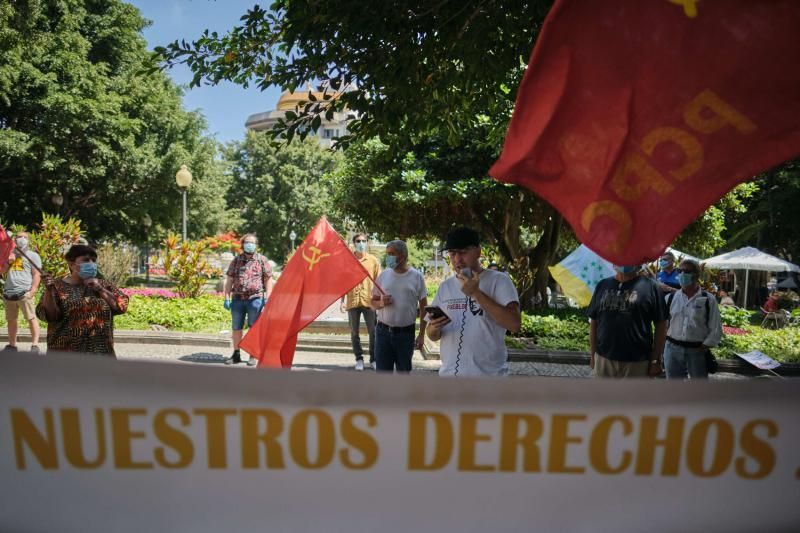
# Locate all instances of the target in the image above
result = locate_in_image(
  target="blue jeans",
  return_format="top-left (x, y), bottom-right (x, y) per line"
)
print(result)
top-left (664, 341), bottom-right (708, 380)
top-left (231, 297), bottom-right (265, 331)
top-left (348, 307), bottom-right (376, 363)
top-left (375, 324), bottom-right (414, 373)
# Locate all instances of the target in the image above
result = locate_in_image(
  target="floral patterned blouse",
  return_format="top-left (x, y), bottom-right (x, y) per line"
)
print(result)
top-left (36, 278), bottom-right (129, 356)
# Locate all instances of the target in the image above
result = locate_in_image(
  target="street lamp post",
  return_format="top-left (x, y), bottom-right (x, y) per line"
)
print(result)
top-left (142, 214), bottom-right (152, 284)
top-left (175, 165), bottom-right (193, 240)
top-left (433, 239), bottom-right (440, 275)
top-left (289, 230), bottom-right (297, 251)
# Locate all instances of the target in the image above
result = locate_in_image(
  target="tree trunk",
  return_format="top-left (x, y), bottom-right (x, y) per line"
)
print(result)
top-left (520, 210), bottom-right (563, 311)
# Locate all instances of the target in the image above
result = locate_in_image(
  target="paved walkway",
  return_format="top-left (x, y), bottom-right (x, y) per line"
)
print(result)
top-left (5, 339), bottom-right (751, 379)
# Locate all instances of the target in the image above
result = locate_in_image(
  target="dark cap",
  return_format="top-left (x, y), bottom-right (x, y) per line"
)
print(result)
top-left (443, 227), bottom-right (480, 251)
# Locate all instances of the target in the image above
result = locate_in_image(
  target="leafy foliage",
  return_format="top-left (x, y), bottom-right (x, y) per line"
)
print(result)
top-left (97, 242), bottom-right (137, 287)
top-left (0, 1), bottom-right (236, 242)
top-left (156, 1), bottom-right (553, 149)
top-left (25, 214), bottom-right (83, 279)
top-left (719, 306), bottom-right (754, 329)
top-left (114, 294), bottom-right (228, 333)
top-left (162, 232), bottom-right (215, 297)
top-left (225, 133), bottom-right (341, 260)
top-left (716, 326), bottom-right (800, 363)
top-left (517, 310), bottom-right (590, 352)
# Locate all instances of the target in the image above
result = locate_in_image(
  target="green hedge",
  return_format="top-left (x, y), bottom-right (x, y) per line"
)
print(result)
top-left (114, 295), bottom-right (229, 333)
top-left (517, 310), bottom-right (590, 352)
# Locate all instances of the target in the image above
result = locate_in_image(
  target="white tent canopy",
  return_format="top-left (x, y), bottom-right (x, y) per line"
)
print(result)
top-left (702, 246), bottom-right (799, 308)
top-left (665, 247), bottom-right (700, 263)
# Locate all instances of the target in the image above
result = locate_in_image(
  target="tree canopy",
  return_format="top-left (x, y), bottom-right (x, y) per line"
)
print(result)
top-left (157, 0), bottom-right (553, 148)
top-left (0, 0), bottom-right (234, 242)
top-left (225, 132), bottom-right (341, 261)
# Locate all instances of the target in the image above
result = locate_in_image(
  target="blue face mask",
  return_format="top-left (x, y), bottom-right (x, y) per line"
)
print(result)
top-left (78, 262), bottom-right (98, 279)
top-left (659, 260), bottom-right (670, 269)
top-left (355, 242), bottom-right (367, 253)
top-left (243, 242), bottom-right (256, 254)
top-left (616, 265), bottom-right (638, 274)
top-left (678, 272), bottom-right (695, 287)
top-left (385, 255), bottom-right (398, 269)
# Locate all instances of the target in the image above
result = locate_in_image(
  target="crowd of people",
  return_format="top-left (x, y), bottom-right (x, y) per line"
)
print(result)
top-left (1, 225), bottom-right (769, 382)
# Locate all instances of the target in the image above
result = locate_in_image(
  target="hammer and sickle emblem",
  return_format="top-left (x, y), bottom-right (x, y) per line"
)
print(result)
top-left (302, 246), bottom-right (331, 271)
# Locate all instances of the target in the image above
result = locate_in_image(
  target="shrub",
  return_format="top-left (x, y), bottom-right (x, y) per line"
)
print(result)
top-left (163, 232), bottom-right (215, 297)
top-left (11, 214), bottom-right (83, 279)
top-left (719, 306), bottom-right (753, 329)
top-left (199, 231), bottom-right (242, 254)
top-left (114, 294), bottom-right (229, 333)
top-left (97, 243), bottom-right (138, 287)
top-left (716, 326), bottom-right (800, 363)
top-left (518, 311), bottom-right (590, 352)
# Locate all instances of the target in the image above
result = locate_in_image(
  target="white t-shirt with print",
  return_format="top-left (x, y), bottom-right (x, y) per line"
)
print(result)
top-left (430, 269), bottom-right (519, 377)
top-left (373, 268), bottom-right (427, 327)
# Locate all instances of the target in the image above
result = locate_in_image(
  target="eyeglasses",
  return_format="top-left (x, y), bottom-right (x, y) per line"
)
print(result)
top-left (355, 239), bottom-right (367, 243)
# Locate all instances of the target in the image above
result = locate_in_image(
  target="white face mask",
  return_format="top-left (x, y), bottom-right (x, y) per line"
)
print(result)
top-left (15, 237), bottom-right (28, 250)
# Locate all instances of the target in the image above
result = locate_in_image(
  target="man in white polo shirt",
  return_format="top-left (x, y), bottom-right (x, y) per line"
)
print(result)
top-left (371, 240), bottom-right (427, 373)
top-left (426, 227), bottom-right (521, 377)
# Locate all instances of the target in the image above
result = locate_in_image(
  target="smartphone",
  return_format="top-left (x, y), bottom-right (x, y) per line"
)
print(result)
top-left (425, 305), bottom-right (447, 319)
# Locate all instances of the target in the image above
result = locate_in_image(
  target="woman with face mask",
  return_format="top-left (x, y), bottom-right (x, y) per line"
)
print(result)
top-left (36, 244), bottom-right (129, 356)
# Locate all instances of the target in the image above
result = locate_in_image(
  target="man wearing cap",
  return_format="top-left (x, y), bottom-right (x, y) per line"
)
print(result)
top-left (1, 231), bottom-right (42, 352)
top-left (340, 232), bottom-right (381, 371)
top-left (587, 264), bottom-right (668, 378)
top-left (426, 227), bottom-right (521, 377)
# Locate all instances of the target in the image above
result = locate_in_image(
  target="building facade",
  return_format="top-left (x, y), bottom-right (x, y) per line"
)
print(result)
top-left (244, 88), bottom-right (351, 148)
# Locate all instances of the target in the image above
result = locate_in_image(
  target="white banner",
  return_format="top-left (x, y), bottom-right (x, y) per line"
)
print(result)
top-left (1, 354), bottom-right (799, 532)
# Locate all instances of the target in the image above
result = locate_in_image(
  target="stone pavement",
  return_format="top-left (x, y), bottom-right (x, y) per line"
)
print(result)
top-left (4, 339), bottom-right (751, 379)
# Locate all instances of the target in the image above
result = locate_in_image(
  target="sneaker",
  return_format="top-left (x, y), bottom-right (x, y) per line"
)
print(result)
top-left (369, 361), bottom-right (376, 370)
top-left (247, 357), bottom-right (258, 367)
top-left (355, 359), bottom-right (365, 371)
top-left (224, 352), bottom-right (241, 365)
top-left (30, 345), bottom-right (41, 354)
top-left (3, 344), bottom-right (17, 351)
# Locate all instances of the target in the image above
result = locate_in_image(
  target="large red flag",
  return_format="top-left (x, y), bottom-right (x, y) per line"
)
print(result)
top-left (0, 226), bottom-right (15, 269)
top-left (490, 0), bottom-right (800, 265)
top-left (239, 218), bottom-right (373, 368)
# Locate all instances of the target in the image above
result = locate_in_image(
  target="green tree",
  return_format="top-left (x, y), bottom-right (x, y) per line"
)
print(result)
top-left (0, 0), bottom-right (234, 242)
top-left (225, 132), bottom-right (341, 261)
top-left (330, 134), bottom-right (565, 309)
top-left (156, 0), bottom-right (552, 148)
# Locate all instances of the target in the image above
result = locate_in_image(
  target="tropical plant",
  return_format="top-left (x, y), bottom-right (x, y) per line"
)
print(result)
top-left (23, 214), bottom-right (83, 279)
top-left (162, 232), bottom-right (215, 297)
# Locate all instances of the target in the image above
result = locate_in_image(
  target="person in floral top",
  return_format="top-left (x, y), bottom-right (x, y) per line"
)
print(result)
top-left (223, 234), bottom-right (274, 365)
top-left (37, 245), bottom-right (128, 356)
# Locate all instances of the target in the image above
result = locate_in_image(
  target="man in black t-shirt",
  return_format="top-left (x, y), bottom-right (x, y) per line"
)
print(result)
top-left (587, 265), bottom-right (668, 378)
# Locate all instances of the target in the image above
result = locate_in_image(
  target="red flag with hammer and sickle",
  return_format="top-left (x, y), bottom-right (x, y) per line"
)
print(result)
top-left (490, 0), bottom-right (800, 265)
top-left (239, 217), bottom-right (373, 368)
top-left (0, 225), bottom-right (16, 269)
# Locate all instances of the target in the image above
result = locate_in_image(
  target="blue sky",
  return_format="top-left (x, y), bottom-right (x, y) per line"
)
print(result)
top-left (128, 0), bottom-right (282, 143)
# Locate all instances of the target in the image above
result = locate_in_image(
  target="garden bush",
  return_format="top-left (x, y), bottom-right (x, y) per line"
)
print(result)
top-left (114, 294), bottom-right (228, 333)
top-left (517, 311), bottom-right (590, 352)
top-left (719, 306), bottom-right (754, 328)
top-left (715, 326), bottom-right (800, 363)
top-left (97, 243), bottom-right (138, 287)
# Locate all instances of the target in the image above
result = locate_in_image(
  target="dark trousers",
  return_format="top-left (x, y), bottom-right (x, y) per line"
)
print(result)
top-left (375, 324), bottom-right (415, 373)
top-left (347, 306), bottom-right (376, 363)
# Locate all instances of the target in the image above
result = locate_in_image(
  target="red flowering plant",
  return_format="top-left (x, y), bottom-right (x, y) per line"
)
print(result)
top-left (199, 231), bottom-right (242, 254)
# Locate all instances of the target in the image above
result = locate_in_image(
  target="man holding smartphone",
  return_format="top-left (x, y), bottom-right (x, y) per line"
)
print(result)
top-left (426, 227), bottom-right (521, 377)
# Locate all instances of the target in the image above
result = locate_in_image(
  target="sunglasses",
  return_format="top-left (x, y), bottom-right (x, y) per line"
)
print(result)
top-left (355, 239), bottom-right (367, 243)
